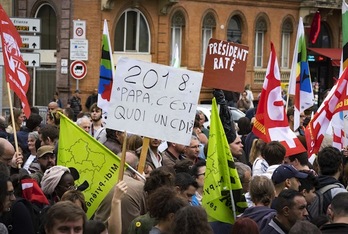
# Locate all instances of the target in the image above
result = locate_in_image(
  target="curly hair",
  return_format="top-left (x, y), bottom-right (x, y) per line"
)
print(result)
top-left (143, 167), bottom-right (175, 195)
top-left (147, 186), bottom-right (187, 220)
top-left (171, 206), bottom-right (213, 234)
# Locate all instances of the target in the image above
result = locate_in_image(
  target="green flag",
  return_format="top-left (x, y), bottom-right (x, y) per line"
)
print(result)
top-left (58, 114), bottom-right (125, 219)
top-left (202, 98), bottom-right (247, 224)
top-left (343, 0), bottom-right (348, 70)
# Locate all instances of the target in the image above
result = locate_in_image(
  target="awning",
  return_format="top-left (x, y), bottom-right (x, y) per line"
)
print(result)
top-left (308, 48), bottom-right (342, 67)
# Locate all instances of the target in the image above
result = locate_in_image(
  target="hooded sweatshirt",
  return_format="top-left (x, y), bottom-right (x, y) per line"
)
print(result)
top-left (241, 206), bottom-right (276, 231)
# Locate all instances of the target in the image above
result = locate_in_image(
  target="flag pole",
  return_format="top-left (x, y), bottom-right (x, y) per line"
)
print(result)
top-left (6, 82), bottom-right (21, 168)
top-left (118, 131), bottom-right (127, 182)
top-left (137, 137), bottom-right (150, 174)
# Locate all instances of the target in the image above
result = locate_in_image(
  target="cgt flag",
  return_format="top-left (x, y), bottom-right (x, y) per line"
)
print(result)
top-left (305, 68), bottom-right (348, 155)
top-left (58, 113), bottom-right (125, 219)
top-left (98, 19), bottom-right (115, 119)
top-left (252, 42), bottom-right (306, 157)
top-left (0, 5), bottom-right (31, 117)
top-left (202, 98), bottom-right (247, 224)
top-left (288, 17), bottom-right (314, 131)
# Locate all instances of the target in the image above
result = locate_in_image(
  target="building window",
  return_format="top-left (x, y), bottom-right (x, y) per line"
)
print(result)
top-left (281, 19), bottom-right (293, 68)
top-left (171, 11), bottom-right (185, 66)
top-left (255, 18), bottom-right (267, 68)
top-left (36, 4), bottom-right (57, 49)
top-left (115, 9), bottom-right (150, 52)
top-left (201, 13), bottom-right (216, 67)
top-left (227, 16), bottom-right (242, 43)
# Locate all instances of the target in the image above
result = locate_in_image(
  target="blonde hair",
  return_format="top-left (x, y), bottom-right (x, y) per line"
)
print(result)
top-left (249, 139), bottom-right (266, 164)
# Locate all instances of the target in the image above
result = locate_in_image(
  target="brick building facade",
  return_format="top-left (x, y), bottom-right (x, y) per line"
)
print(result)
top-left (2, 0), bottom-right (343, 110)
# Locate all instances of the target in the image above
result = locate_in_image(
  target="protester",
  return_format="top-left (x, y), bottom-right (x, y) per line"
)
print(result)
top-left (85, 88), bottom-right (98, 110)
top-left (126, 134), bottom-right (143, 152)
top-left (22, 132), bottom-right (40, 172)
top-left (288, 220), bottom-right (321, 234)
top-left (89, 103), bottom-right (106, 143)
top-left (47, 101), bottom-right (59, 114)
top-left (162, 141), bottom-right (185, 168)
top-left (104, 128), bottom-right (125, 156)
top-left (298, 171), bottom-right (318, 206)
top-left (321, 192), bottom-right (348, 233)
top-left (284, 151), bottom-right (312, 172)
top-left (261, 141), bottom-right (286, 179)
top-left (0, 172), bottom-right (14, 234)
top-left (29, 145), bottom-right (56, 184)
top-left (189, 160), bottom-right (206, 206)
top-left (146, 138), bottom-right (163, 169)
top-left (237, 90), bottom-right (251, 113)
top-left (183, 135), bottom-right (202, 164)
top-left (43, 201), bottom-right (86, 234)
top-left (51, 91), bottom-right (63, 108)
top-left (241, 175), bottom-right (276, 231)
top-left (249, 139), bottom-right (267, 176)
top-left (67, 89), bottom-right (82, 121)
top-left (61, 190), bottom-right (87, 213)
top-left (261, 189), bottom-right (308, 234)
top-left (175, 172), bottom-right (198, 204)
top-left (76, 116), bottom-right (91, 133)
top-left (171, 206), bottom-right (213, 234)
top-left (38, 124), bottom-right (59, 146)
top-left (271, 164), bottom-right (308, 196)
top-left (307, 146), bottom-right (347, 220)
top-left (148, 186), bottom-right (187, 234)
top-left (5, 108), bottom-right (25, 134)
top-left (40, 165), bottom-right (75, 203)
top-left (94, 151), bottom-right (146, 234)
top-left (84, 220), bottom-right (107, 234)
top-left (231, 217), bottom-right (260, 234)
top-left (108, 180), bottom-right (127, 234)
top-left (128, 167), bottom-right (176, 234)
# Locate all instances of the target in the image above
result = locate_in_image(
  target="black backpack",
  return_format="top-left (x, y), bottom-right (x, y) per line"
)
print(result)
top-left (0, 198), bottom-right (50, 234)
top-left (307, 183), bottom-right (341, 219)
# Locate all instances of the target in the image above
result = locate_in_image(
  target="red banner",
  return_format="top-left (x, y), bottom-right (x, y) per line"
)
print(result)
top-left (0, 5), bottom-right (31, 117)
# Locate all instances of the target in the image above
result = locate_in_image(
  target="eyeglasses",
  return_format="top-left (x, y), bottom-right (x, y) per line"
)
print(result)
top-left (197, 173), bottom-right (205, 177)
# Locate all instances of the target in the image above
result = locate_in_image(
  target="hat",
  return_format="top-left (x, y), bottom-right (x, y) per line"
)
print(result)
top-left (41, 166), bottom-right (70, 195)
top-left (271, 164), bottom-right (308, 185)
top-left (37, 145), bottom-right (55, 158)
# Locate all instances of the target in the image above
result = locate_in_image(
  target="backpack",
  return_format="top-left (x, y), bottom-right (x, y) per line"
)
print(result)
top-left (0, 198), bottom-right (50, 234)
top-left (307, 183), bottom-right (341, 219)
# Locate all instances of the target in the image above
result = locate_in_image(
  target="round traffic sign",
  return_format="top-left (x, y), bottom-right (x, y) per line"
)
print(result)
top-left (75, 27), bottom-right (84, 37)
top-left (70, 60), bottom-right (87, 80)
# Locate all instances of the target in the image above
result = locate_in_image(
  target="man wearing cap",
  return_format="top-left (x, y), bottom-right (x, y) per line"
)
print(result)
top-left (272, 164), bottom-right (308, 197)
top-left (29, 145), bottom-right (56, 184)
top-left (67, 90), bottom-right (82, 121)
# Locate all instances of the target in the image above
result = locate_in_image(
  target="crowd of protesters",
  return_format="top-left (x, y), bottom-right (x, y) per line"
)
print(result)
top-left (0, 86), bottom-right (347, 234)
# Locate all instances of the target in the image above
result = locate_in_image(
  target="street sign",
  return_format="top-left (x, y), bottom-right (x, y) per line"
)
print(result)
top-left (70, 60), bottom-right (87, 80)
top-left (20, 35), bottom-right (40, 50)
top-left (73, 20), bottom-right (86, 39)
top-left (21, 53), bottom-right (40, 67)
top-left (0, 52), bottom-right (40, 67)
top-left (10, 18), bottom-right (41, 33)
top-left (70, 39), bottom-right (88, 61)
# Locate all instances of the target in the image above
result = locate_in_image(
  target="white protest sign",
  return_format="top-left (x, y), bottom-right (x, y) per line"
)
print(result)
top-left (106, 57), bottom-right (203, 145)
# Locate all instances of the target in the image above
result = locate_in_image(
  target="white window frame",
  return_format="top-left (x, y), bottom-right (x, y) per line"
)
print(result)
top-left (201, 27), bottom-right (213, 67)
top-left (116, 9), bottom-right (150, 53)
top-left (281, 32), bottom-right (290, 68)
top-left (254, 31), bottom-right (264, 68)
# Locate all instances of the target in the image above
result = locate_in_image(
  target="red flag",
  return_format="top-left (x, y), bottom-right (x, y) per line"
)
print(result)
top-left (252, 42), bottom-right (306, 157)
top-left (21, 178), bottom-right (49, 205)
top-left (309, 11), bottom-right (321, 44)
top-left (0, 5), bottom-right (31, 117)
top-left (305, 68), bottom-right (348, 155)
